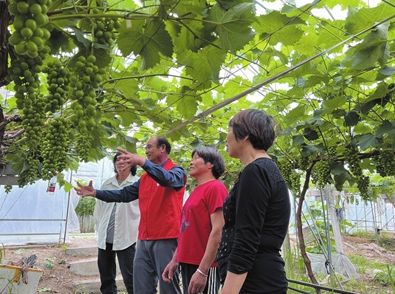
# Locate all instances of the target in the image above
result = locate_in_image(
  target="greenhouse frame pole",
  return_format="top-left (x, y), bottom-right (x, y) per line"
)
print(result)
top-left (63, 171), bottom-right (72, 244)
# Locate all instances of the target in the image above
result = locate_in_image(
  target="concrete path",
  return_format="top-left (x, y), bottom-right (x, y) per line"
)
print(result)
top-left (66, 233), bottom-right (126, 294)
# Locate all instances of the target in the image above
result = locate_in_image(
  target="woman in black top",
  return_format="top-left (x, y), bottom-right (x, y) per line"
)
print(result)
top-left (217, 109), bottom-right (290, 294)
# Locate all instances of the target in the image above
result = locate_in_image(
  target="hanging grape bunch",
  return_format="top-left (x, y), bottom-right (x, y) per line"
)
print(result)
top-left (345, 145), bottom-right (370, 200)
top-left (8, 0), bottom-right (51, 95)
top-left (278, 160), bottom-right (300, 193)
top-left (8, 0), bottom-right (51, 109)
top-left (357, 175), bottom-right (370, 201)
top-left (70, 55), bottom-right (105, 160)
top-left (312, 160), bottom-right (332, 188)
top-left (344, 145), bottom-right (362, 177)
top-left (44, 60), bottom-right (71, 113)
top-left (373, 150), bottom-right (395, 177)
top-left (41, 117), bottom-right (70, 179)
top-left (8, 0), bottom-right (51, 59)
top-left (8, 0), bottom-right (52, 184)
top-left (70, 55), bottom-right (103, 127)
top-left (92, 13), bottom-right (119, 47)
top-left (17, 153), bottom-right (40, 186)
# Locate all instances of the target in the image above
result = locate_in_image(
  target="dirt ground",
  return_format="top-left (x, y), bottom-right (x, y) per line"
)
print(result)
top-left (2, 234), bottom-right (97, 293)
top-left (343, 234), bottom-right (395, 265)
top-left (1, 233), bottom-right (394, 293)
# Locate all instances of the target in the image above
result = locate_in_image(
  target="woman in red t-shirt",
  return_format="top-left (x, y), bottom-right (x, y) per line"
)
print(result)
top-left (162, 146), bottom-right (228, 294)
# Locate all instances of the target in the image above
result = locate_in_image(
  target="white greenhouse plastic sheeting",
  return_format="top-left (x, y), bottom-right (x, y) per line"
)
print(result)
top-left (0, 157), bottom-right (115, 245)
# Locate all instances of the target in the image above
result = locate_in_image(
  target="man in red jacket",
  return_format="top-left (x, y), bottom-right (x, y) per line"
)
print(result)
top-left (76, 136), bottom-right (186, 294)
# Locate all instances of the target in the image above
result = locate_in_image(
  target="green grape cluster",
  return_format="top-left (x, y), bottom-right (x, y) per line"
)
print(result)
top-left (345, 146), bottom-right (371, 200)
top-left (312, 160), bottom-right (332, 188)
top-left (373, 150), bottom-right (395, 177)
top-left (70, 55), bottom-right (103, 129)
top-left (8, 0), bottom-right (52, 185)
top-left (10, 53), bottom-right (48, 109)
top-left (11, 67), bottom-right (47, 185)
top-left (21, 92), bottom-right (46, 146)
top-left (344, 146), bottom-right (362, 177)
top-left (44, 60), bottom-right (71, 113)
top-left (278, 160), bottom-right (292, 179)
top-left (11, 82), bottom-right (46, 185)
top-left (41, 117), bottom-right (70, 179)
top-left (327, 146), bottom-right (337, 158)
top-left (18, 153), bottom-right (40, 186)
top-left (70, 55), bottom-right (105, 160)
top-left (93, 17), bottom-right (118, 47)
top-left (357, 175), bottom-right (370, 200)
top-left (289, 172), bottom-right (301, 194)
top-left (19, 93), bottom-right (46, 184)
top-left (8, 0), bottom-right (51, 108)
top-left (8, 0), bottom-right (51, 59)
top-left (75, 134), bottom-right (91, 161)
top-left (278, 160), bottom-right (300, 193)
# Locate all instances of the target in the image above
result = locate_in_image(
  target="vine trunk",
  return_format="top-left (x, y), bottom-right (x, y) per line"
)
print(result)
top-left (296, 166), bottom-right (321, 293)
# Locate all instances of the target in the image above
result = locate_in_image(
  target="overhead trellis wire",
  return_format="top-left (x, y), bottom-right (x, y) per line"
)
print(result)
top-left (166, 14), bottom-right (395, 135)
top-left (383, 0), bottom-right (395, 8)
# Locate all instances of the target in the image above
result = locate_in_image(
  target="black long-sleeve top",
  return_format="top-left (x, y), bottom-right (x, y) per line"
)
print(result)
top-left (217, 157), bottom-right (290, 275)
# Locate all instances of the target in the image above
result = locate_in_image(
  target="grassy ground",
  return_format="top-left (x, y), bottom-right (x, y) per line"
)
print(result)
top-left (286, 231), bottom-right (395, 293)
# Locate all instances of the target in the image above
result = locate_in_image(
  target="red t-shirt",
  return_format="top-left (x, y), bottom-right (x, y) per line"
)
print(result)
top-left (176, 179), bottom-right (228, 265)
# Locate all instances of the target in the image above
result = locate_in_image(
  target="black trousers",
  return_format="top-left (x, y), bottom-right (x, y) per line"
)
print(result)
top-left (98, 242), bottom-right (136, 294)
top-left (180, 263), bottom-right (220, 294)
top-left (234, 252), bottom-right (287, 294)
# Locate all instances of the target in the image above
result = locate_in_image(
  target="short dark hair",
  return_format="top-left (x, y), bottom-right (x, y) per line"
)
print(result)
top-left (192, 146), bottom-right (225, 179)
top-left (156, 136), bottom-right (171, 154)
top-left (229, 109), bottom-right (275, 151)
top-left (113, 152), bottom-right (137, 176)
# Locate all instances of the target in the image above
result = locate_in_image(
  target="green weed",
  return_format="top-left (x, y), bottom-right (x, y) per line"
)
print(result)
top-left (44, 258), bottom-right (54, 269)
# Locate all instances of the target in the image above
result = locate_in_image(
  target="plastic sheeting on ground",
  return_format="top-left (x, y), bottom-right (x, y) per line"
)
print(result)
top-left (307, 252), bottom-right (360, 280)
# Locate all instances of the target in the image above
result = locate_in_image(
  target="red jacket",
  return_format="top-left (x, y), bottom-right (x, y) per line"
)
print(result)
top-left (138, 159), bottom-right (185, 240)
